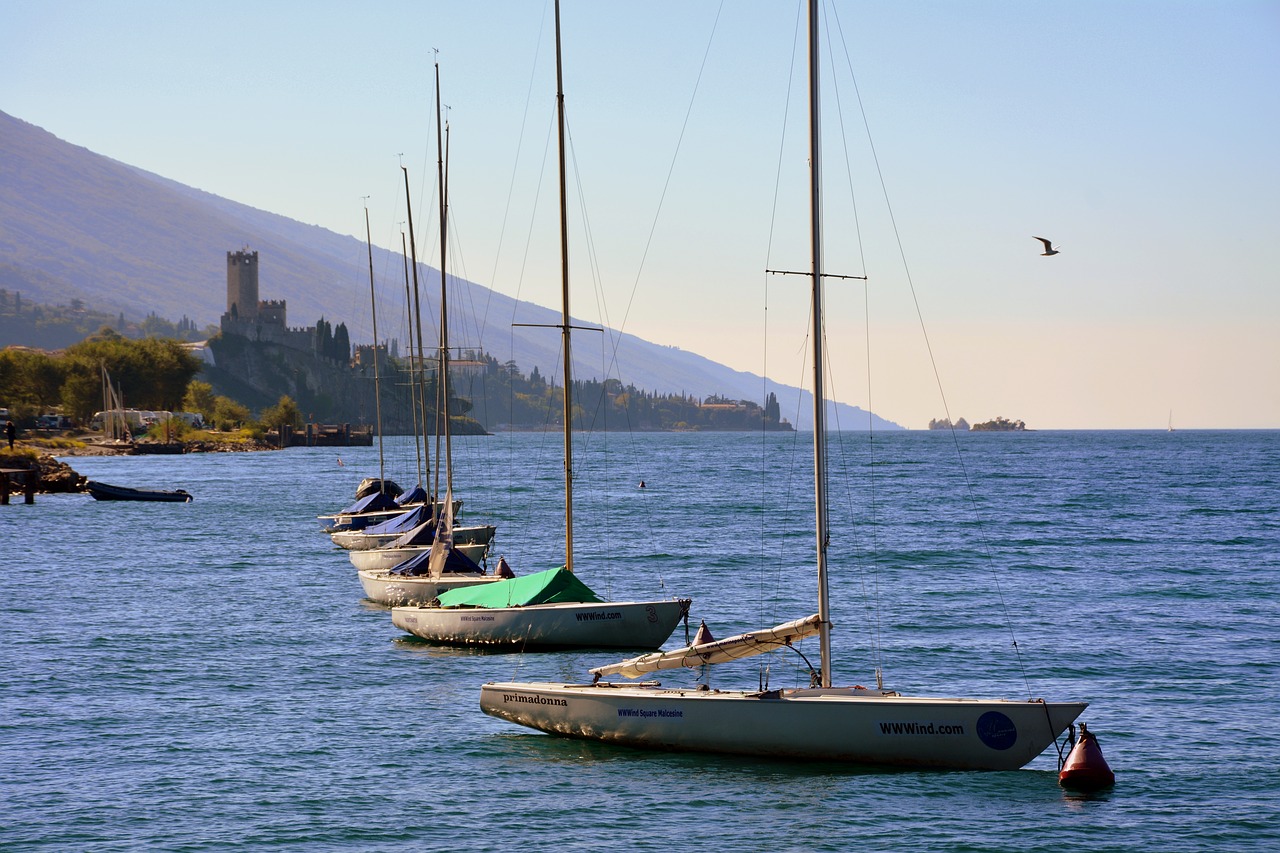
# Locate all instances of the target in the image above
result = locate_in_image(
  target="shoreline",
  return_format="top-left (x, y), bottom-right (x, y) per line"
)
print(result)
top-left (1, 436), bottom-right (277, 495)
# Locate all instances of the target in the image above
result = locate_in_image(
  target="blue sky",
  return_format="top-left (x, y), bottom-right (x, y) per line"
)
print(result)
top-left (3, 1), bottom-right (1277, 428)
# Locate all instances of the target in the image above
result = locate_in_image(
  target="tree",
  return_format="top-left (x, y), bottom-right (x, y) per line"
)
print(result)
top-left (764, 392), bottom-right (780, 423)
top-left (259, 395), bottom-right (303, 430)
top-left (0, 348), bottom-right (64, 420)
top-left (316, 317), bottom-right (340, 360)
top-left (332, 322), bottom-right (350, 362)
top-left (182, 380), bottom-right (218, 421)
top-left (211, 397), bottom-right (250, 431)
top-left (61, 336), bottom-right (200, 413)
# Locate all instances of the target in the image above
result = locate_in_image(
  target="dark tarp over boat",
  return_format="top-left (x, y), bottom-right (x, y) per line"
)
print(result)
top-left (388, 546), bottom-right (485, 577)
top-left (337, 490), bottom-right (400, 516)
top-left (396, 484), bottom-right (429, 505)
top-left (377, 520), bottom-right (497, 551)
top-left (356, 478), bottom-right (402, 500)
top-left (386, 520), bottom-right (438, 548)
top-left (362, 504), bottom-right (431, 536)
top-left (434, 567), bottom-right (602, 609)
top-left (320, 490), bottom-right (402, 532)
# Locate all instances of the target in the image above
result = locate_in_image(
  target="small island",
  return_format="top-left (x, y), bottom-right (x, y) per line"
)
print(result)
top-left (971, 416), bottom-right (1027, 432)
top-left (927, 416), bottom-right (1027, 432)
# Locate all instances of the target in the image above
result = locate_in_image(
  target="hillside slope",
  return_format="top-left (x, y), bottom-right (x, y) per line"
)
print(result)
top-left (0, 110), bottom-right (900, 430)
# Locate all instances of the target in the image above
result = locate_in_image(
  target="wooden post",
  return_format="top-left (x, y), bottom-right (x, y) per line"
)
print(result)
top-left (1, 469), bottom-right (39, 504)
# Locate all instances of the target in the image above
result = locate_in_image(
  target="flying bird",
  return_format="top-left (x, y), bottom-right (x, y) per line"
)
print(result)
top-left (1033, 236), bottom-right (1060, 256)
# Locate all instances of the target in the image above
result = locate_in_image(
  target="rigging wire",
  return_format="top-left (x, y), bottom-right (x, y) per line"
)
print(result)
top-left (759, 0), bottom-right (806, 686)
top-left (827, 1), bottom-right (1034, 697)
top-left (479, 0), bottom-right (550, 345)
top-left (610, 1), bottom-right (727, 342)
top-left (818, 0), bottom-right (884, 684)
top-left (500, 99), bottom-right (557, 528)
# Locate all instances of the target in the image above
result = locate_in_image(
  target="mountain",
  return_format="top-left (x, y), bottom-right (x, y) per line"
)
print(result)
top-left (0, 110), bottom-right (901, 431)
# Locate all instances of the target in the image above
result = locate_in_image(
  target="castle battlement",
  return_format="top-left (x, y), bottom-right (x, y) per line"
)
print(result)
top-left (220, 248), bottom-right (316, 355)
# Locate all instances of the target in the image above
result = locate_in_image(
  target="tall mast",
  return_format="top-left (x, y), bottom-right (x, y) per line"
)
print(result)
top-left (808, 0), bottom-right (832, 688)
top-left (363, 203), bottom-right (386, 488)
top-left (402, 166), bottom-right (433, 495)
top-left (401, 230), bottom-right (424, 483)
top-left (435, 60), bottom-right (454, 501)
top-left (554, 0), bottom-right (575, 572)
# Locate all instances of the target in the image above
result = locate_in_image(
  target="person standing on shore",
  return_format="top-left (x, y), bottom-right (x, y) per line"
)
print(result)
top-left (5, 420), bottom-right (15, 450)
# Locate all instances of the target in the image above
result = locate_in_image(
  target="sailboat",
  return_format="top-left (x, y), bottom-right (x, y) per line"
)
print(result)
top-left (360, 61), bottom-right (510, 608)
top-left (329, 500), bottom-right (482, 551)
top-left (316, 209), bottom-right (424, 535)
top-left (348, 518), bottom-right (492, 569)
top-left (389, 14), bottom-right (690, 649)
top-left (93, 364), bottom-right (133, 446)
top-left (476, 0), bottom-right (1086, 769)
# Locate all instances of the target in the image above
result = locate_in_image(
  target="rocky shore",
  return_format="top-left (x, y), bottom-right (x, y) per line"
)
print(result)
top-left (0, 453), bottom-right (86, 494)
top-left (2, 437), bottom-right (277, 494)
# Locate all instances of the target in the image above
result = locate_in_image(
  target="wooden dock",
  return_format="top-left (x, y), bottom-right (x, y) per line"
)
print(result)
top-left (0, 467), bottom-right (39, 504)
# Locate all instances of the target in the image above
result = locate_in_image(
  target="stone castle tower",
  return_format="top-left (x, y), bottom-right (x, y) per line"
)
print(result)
top-left (219, 248), bottom-right (311, 351)
top-left (226, 249), bottom-right (260, 321)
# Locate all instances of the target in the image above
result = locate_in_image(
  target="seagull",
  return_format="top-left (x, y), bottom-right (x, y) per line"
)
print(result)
top-left (1034, 236), bottom-right (1060, 256)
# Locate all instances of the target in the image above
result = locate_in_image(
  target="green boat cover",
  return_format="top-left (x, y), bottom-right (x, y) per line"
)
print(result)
top-left (434, 567), bottom-right (602, 609)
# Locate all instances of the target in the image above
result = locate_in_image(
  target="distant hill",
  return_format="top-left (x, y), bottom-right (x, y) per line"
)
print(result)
top-left (0, 109), bottom-right (901, 431)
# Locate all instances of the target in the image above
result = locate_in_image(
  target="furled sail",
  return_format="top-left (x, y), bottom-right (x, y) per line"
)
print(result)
top-left (426, 485), bottom-right (454, 578)
top-left (589, 614), bottom-right (823, 680)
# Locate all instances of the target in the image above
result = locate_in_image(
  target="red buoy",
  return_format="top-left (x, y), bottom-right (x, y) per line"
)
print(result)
top-left (1059, 722), bottom-right (1116, 791)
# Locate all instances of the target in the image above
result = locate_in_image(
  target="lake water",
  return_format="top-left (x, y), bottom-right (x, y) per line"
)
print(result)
top-left (2, 430), bottom-right (1277, 850)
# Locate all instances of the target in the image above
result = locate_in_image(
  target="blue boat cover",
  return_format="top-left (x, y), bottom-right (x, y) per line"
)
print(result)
top-left (387, 546), bottom-right (484, 577)
top-left (337, 490), bottom-right (400, 516)
top-left (396, 484), bottom-right (430, 505)
top-left (362, 504), bottom-right (432, 535)
top-left (387, 521), bottom-right (437, 548)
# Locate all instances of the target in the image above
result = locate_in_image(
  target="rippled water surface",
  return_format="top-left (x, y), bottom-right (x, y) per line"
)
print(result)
top-left (2, 430), bottom-right (1277, 851)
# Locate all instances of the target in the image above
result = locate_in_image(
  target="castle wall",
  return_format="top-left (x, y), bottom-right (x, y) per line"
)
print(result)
top-left (258, 299), bottom-right (286, 326)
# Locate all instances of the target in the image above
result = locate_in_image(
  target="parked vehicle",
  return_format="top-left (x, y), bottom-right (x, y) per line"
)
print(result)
top-left (36, 414), bottom-right (74, 430)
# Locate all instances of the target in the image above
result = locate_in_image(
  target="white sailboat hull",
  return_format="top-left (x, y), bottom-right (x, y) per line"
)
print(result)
top-left (359, 570), bottom-right (507, 607)
top-left (348, 541), bottom-right (489, 571)
top-left (390, 599), bottom-right (690, 650)
top-left (317, 500), bottom-right (457, 533)
top-left (479, 682), bottom-right (1086, 771)
top-left (332, 523), bottom-right (495, 552)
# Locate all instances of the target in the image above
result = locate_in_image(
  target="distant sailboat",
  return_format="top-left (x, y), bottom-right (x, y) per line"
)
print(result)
top-left (476, 0), bottom-right (1087, 768)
